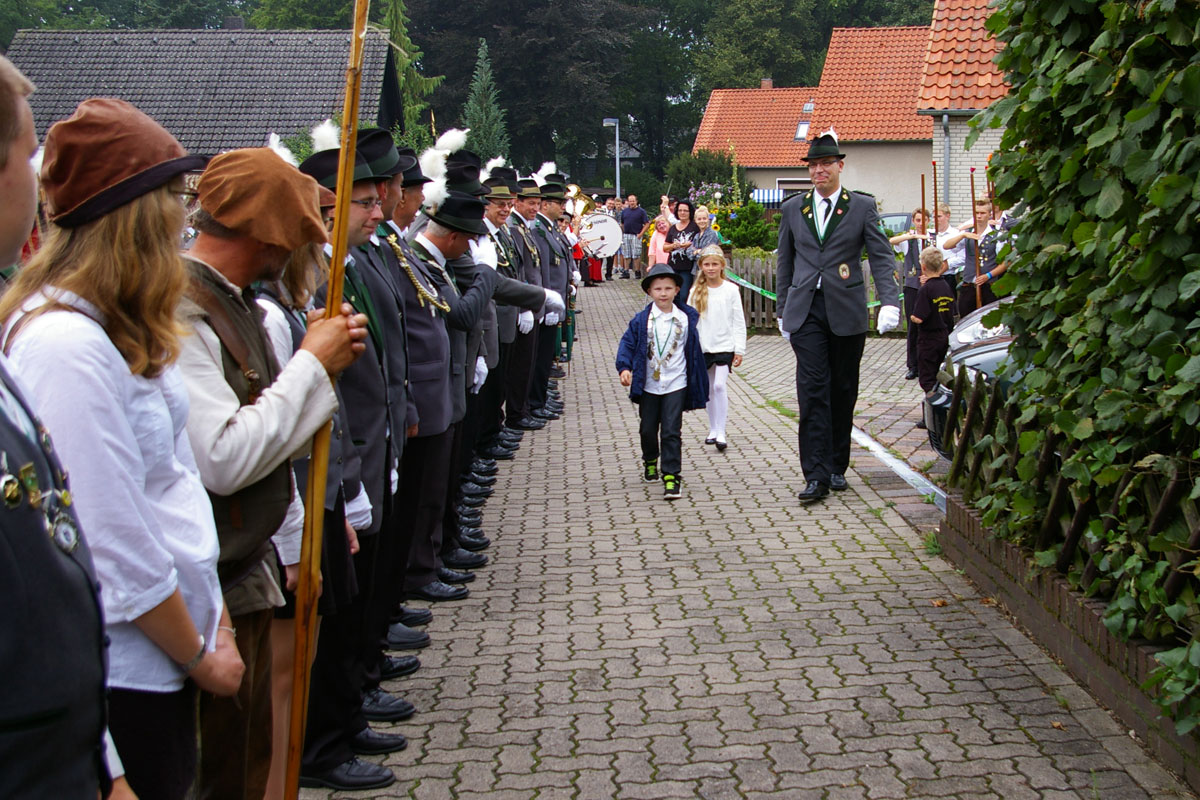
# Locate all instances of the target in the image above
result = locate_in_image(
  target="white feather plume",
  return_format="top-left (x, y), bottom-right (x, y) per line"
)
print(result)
top-left (419, 146), bottom-right (448, 183)
top-left (422, 176), bottom-right (448, 211)
top-left (266, 132), bottom-right (298, 166)
top-left (481, 156), bottom-right (506, 183)
top-left (533, 161), bottom-right (556, 186)
top-left (819, 126), bottom-right (839, 144)
top-left (434, 127), bottom-right (469, 155)
top-left (311, 119), bottom-right (339, 153)
top-left (31, 146), bottom-right (44, 178)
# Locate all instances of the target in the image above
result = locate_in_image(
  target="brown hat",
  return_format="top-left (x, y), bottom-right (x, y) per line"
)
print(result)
top-left (41, 98), bottom-right (207, 227)
top-left (317, 185), bottom-right (337, 208)
top-left (199, 148), bottom-right (328, 250)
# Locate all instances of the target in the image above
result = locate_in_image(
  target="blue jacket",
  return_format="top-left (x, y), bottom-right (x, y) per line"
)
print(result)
top-left (615, 301), bottom-right (710, 410)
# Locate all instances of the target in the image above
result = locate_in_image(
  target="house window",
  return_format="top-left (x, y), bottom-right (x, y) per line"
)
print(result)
top-left (794, 121), bottom-right (810, 140)
top-left (802, 101), bottom-right (814, 113)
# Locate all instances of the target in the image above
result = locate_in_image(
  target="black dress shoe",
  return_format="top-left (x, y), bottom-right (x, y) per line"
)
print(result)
top-left (495, 434), bottom-right (522, 448)
top-left (361, 688), bottom-right (415, 721)
top-left (829, 474), bottom-right (848, 491)
top-left (392, 605), bottom-right (433, 627)
top-left (472, 458), bottom-right (498, 474)
top-left (905, 368), bottom-right (918, 380)
top-left (546, 391), bottom-right (561, 401)
top-left (543, 402), bottom-right (565, 415)
top-left (459, 493), bottom-right (486, 508)
top-left (704, 437), bottom-right (716, 445)
top-left (409, 580), bottom-right (469, 602)
top-left (464, 471), bottom-right (496, 486)
top-left (438, 566), bottom-right (476, 584)
top-left (457, 508), bottom-right (483, 524)
top-left (501, 426), bottom-right (525, 439)
top-left (385, 622), bottom-right (431, 650)
top-left (550, 366), bottom-right (566, 378)
top-left (508, 416), bottom-right (545, 431)
top-left (380, 654), bottom-right (421, 679)
top-left (350, 727), bottom-right (408, 755)
top-left (532, 408), bottom-right (560, 421)
top-left (300, 757), bottom-right (395, 790)
top-left (478, 444), bottom-right (516, 460)
top-left (798, 481), bottom-right (830, 504)
top-left (459, 533), bottom-right (491, 552)
top-left (443, 547), bottom-right (488, 569)
top-left (460, 481), bottom-right (494, 499)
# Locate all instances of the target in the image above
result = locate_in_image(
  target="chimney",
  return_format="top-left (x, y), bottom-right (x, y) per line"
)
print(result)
top-left (761, 77), bottom-right (773, 90)
top-left (224, 16), bottom-right (245, 29)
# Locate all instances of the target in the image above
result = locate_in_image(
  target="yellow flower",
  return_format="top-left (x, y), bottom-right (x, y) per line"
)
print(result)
top-left (711, 223), bottom-right (721, 232)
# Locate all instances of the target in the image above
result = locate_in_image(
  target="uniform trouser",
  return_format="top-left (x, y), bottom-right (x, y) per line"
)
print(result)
top-left (398, 428), bottom-right (453, 591)
top-left (956, 281), bottom-right (997, 318)
top-left (477, 343), bottom-right (510, 448)
top-left (790, 290), bottom-right (866, 486)
top-left (506, 328), bottom-right (537, 422)
top-left (197, 607), bottom-right (274, 800)
top-left (904, 286), bottom-right (919, 371)
top-left (302, 514), bottom-right (373, 774)
top-left (639, 388), bottom-right (686, 477)
top-left (109, 684), bottom-right (197, 800)
top-left (440, 420), bottom-right (466, 557)
top-left (529, 322), bottom-right (557, 410)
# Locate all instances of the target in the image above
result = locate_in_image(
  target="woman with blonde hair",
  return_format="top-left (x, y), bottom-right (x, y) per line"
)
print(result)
top-left (687, 245), bottom-right (746, 451)
top-left (0, 98), bottom-right (242, 800)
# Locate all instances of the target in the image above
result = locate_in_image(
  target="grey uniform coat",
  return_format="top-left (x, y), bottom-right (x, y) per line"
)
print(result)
top-left (534, 213), bottom-right (571, 300)
top-left (776, 188), bottom-right (900, 336)
top-left (509, 214), bottom-right (543, 287)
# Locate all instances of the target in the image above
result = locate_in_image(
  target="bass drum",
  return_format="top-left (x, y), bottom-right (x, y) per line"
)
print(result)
top-left (576, 213), bottom-right (623, 258)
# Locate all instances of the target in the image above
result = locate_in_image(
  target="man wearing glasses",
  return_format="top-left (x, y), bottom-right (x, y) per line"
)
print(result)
top-left (775, 130), bottom-right (901, 504)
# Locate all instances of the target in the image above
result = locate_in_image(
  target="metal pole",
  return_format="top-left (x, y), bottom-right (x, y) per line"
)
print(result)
top-left (614, 118), bottom-right (621, 200)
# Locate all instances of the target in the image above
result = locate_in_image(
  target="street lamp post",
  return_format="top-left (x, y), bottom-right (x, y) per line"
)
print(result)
top-left (602, 117), bottom-right (620, 200)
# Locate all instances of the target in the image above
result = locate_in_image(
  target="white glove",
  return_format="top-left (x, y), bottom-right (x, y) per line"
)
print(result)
top-left (545, 311), bottom-right (560, 326)
top-left (777, 317), bottom-right (790, 342)
top-left (543, 288), bottom-right (566, 317)
top-left (518, 310), bottom-right (534, 335)
top-left (877, 304), bottom-right (900, 334)
top-left (573, 269), bottom-right (582, 284)
top-left (470, 356), bottom-right (488, 393)
top-left (569, 284), bottom-right (577, 297)
top-left (390, 467), bottom-right (399, 495)
top-left (344, 483), bottom-right (374, 530)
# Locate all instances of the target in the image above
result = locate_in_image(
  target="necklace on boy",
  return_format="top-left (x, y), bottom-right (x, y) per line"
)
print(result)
top-left (647, 313), bottom-right (684, 382)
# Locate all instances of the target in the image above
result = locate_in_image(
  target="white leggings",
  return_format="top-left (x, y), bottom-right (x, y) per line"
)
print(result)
top-left (706, 364), bottom-right (729, 440)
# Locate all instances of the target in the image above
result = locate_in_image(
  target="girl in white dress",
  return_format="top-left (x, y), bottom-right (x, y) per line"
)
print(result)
top-left (687, 245), bottom-right (747, 451)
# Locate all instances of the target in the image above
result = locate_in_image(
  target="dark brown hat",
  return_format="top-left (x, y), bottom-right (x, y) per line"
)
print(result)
top-left (41, 98), bottom-right (207, 227)
top-left (429, 190), bottom-right (488, 236)
top-left (356, 128), bottom-right (404, 178)
top-left (199, 148), bottom-right (327, 250)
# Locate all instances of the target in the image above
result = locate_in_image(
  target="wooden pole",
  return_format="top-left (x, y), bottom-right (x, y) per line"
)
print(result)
top-left (970, 167), bottom-right (982, 309)
top-left (283, 1), bottom-right (371, 796)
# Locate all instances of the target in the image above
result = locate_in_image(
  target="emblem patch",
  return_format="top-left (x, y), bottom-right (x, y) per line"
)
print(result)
top-left (839, 263), bottom-right (851, 280)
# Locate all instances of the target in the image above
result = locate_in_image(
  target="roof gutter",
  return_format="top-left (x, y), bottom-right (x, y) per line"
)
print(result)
top-left (916, 108), bottom-right (980, 117)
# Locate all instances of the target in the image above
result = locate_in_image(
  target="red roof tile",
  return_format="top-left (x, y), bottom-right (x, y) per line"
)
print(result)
top-left (810, 26), bottom-right (932, 142)
top-left (692, 87), bottom-right (817, 167)
top-left (918, 0), bottom-right (1008, 110)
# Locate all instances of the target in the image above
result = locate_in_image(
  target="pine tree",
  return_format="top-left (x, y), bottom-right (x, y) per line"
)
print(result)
top-left (461, 38), bottom-right (510, 161)
top-left (383, 0), bottom-right (442, 148)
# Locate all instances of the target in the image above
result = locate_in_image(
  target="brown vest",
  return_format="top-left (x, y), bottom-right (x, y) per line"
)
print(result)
top-left (184, 258), bottom-right (291, 591)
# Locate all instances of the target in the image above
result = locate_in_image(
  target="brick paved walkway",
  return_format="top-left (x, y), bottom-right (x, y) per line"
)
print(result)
top-left (302, 279), bottom-right (1192, 799)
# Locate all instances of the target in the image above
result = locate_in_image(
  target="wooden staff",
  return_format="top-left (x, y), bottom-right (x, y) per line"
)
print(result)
top-left (919, 173), bottom-right (927, 244)
top-left (970, 167), bottom-right (982, 309)
top-left (986, 152), bottom-right (995, 210)
top-left (284, 0), bottom-right (371, 796)
top-left (931, 160), bottom-right (939, 243)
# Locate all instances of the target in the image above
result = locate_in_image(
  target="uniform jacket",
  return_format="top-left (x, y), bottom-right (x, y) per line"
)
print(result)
top-left (776, 188), bottom-right (900, 336)
top-left (509, 214), bottom-right (543, 287)
top-left (615, 301), bottom-right (710, 411)
top-left (391, 228), bottom-right (454, 438)
top-left (534, 213), bottom-right (571, 300)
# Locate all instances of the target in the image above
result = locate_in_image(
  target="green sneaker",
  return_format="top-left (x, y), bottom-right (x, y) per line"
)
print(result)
top-left (643, 461), bottom-right (659, 483)
top-left (663, 475), bottom-right (682, 500)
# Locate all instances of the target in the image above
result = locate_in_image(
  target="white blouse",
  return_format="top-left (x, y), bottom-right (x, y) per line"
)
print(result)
top-left (7, 291), bottom-right (223, 693)
top-left (690, 280), bottom-right (747, 356)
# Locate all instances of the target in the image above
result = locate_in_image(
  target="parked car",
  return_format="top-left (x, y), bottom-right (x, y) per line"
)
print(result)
top-left (924, 299), bottom-right (1015, 459)
top-left (878, 212), bottom-right (913, 238)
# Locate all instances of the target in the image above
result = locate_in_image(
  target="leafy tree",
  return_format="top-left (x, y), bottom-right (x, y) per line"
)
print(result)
top-left (250, 0), bottom-right (358, 30)
top-left (2, 0), bottom-right (63, 51)
top-left (973, 0), bottom-right (1200, 729)
top-left (665, 149), bottom-right (751, 199)
top-left (590, 165), bottom-right (662, 209)
top-left (461, 38), bottom-right (508, 162)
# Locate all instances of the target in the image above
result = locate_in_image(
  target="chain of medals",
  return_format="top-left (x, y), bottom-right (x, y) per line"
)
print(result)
top-left (386, 234), bottom-right (450, 315)
top-left (513, 220), bottom-right (541, 269)
top-left (1, 443), bottom-right (79, 553)
top-left (489, 230), bottom-right (512, 272)
top-left (647, 313), bottom-right (684, 383)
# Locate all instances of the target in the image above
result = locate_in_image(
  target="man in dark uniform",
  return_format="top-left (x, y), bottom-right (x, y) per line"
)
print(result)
top-left (775, 131), bottom-right (901, 503)
top-left (506, 178), bottom-right (547, 432)
top-left (531, 177), bottom-right (572, 415)
top-left (0, 59), bottom-right (109, 795)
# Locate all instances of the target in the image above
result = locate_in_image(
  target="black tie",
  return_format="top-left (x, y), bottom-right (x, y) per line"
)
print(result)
top-left (822, 198), bottom-right (833, 225)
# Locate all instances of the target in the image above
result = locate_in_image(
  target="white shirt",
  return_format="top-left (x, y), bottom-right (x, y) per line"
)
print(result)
top-left (937, 226), bottom-right (967, 275)
top-left (814, 190), bottom-right (837, 239)
top-left (644, 304), bottom-right (689, 395)
top-left (6, 290), bottom-right (223, 692)
top-left (690, 281), bottom-right (747, 356)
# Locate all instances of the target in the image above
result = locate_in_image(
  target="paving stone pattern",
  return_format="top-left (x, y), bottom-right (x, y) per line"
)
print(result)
top-left (301, 279), bottom-right (1192, 799)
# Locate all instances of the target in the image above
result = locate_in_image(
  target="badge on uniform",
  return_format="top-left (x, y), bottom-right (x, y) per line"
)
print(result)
top-left (839, 263), bottom-right (851, 280)
top-left (48, 509), bottom-right (79, 553)
top-left (18, 463), bottom-right (39, 509)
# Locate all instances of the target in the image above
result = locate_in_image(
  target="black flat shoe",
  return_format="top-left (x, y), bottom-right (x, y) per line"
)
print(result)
top-left (300, 757), bottom-right (395, 790)
top-left (798, 481), bottom-right (829, 504)
top-left (500, 427), bottom-right (526, 439)
top-left (459, 493), bottom-right (486, 508)
top-left (385, 622), bottom-right (431, 651)
top-left (477, 445), bottom-right (516, 460)
top-left (380, 654), bottom-right (420, 680)
top-left (438, 566), bottom-right (476, 584)
top-left (459, 533), bottom-right (491, 552)
top-left (715, 441), bottom-right (727, 452)
top-left (391, 605), bottom-right (433, 627)
top-left (409, 580), bottom-right (469, 602)
top-left (508, 416), bottom-right (545, 431)
top-left (704, 437), bottom-right (716, 445)
top-left (361, 688), bottom-right (415, 721)
top-left (472, 458), bottom-right (499, 474)
top-left (350, 727), bottom-right (408, 755)
top-left (443, 547), bottom-right (488, 569)
top-left (905, 368), bottom-right (918, 380)
top-left (464, 471), bottom-right (496, 486)
top-left (829, 474), bottom-right (848, 491)
top-left (531, 409), bottom-right (560, 421)
top-left (460, 481), bottom-right (494, 499)
top-left (550, 366), bottom-right (566, 378)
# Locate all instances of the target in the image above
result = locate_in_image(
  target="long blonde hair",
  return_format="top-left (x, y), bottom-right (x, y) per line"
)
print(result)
top-left (689, 244), bottom-right (727, 315)
top-left (0, 187), bottom-right (187, 377)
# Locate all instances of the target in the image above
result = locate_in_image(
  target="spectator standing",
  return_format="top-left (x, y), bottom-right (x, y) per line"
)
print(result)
top-left (619, 194), bottom-right (651, 279)
top-left (647, 216), bottom-right (670, 268)
top-left (933, 202), bottom-right (966, 294)
top-left (663, 200), bottom-right (700, 301)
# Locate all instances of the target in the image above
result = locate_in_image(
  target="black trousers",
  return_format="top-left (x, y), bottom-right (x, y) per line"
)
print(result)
top-left (529, 322), bottom-right (557, 410)
top-left (917, 330), bottom-right (949, 393)
top-left (440, 420), bottom-right (465, 557)
top-left (475, 343), bottom-right (509, 451)
top-left (639, 388), bottom-right (686, 477)
top-left (904, 286), bottom-right (919, 371)
top-left (398, 428), bottom-right (453, 590)
top-left (109, 685), bottom-right (197, 800)
top-left (790, 290), bottom-right (866, 485)
top-left (506, 328), bottom-right (537, 422)
top-left (956, 281), bottom-right (997, 318)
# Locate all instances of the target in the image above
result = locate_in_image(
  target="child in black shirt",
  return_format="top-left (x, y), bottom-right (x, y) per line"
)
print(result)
top-left (910, 247), bottom-right (956, 394)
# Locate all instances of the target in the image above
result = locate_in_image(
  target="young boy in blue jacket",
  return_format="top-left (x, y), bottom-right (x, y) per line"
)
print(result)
top-left (616, 263), bottom-right (710, 499)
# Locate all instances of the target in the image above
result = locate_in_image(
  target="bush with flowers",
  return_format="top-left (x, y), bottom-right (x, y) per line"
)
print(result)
top-left (714, 200), bottom-right (777, 250)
